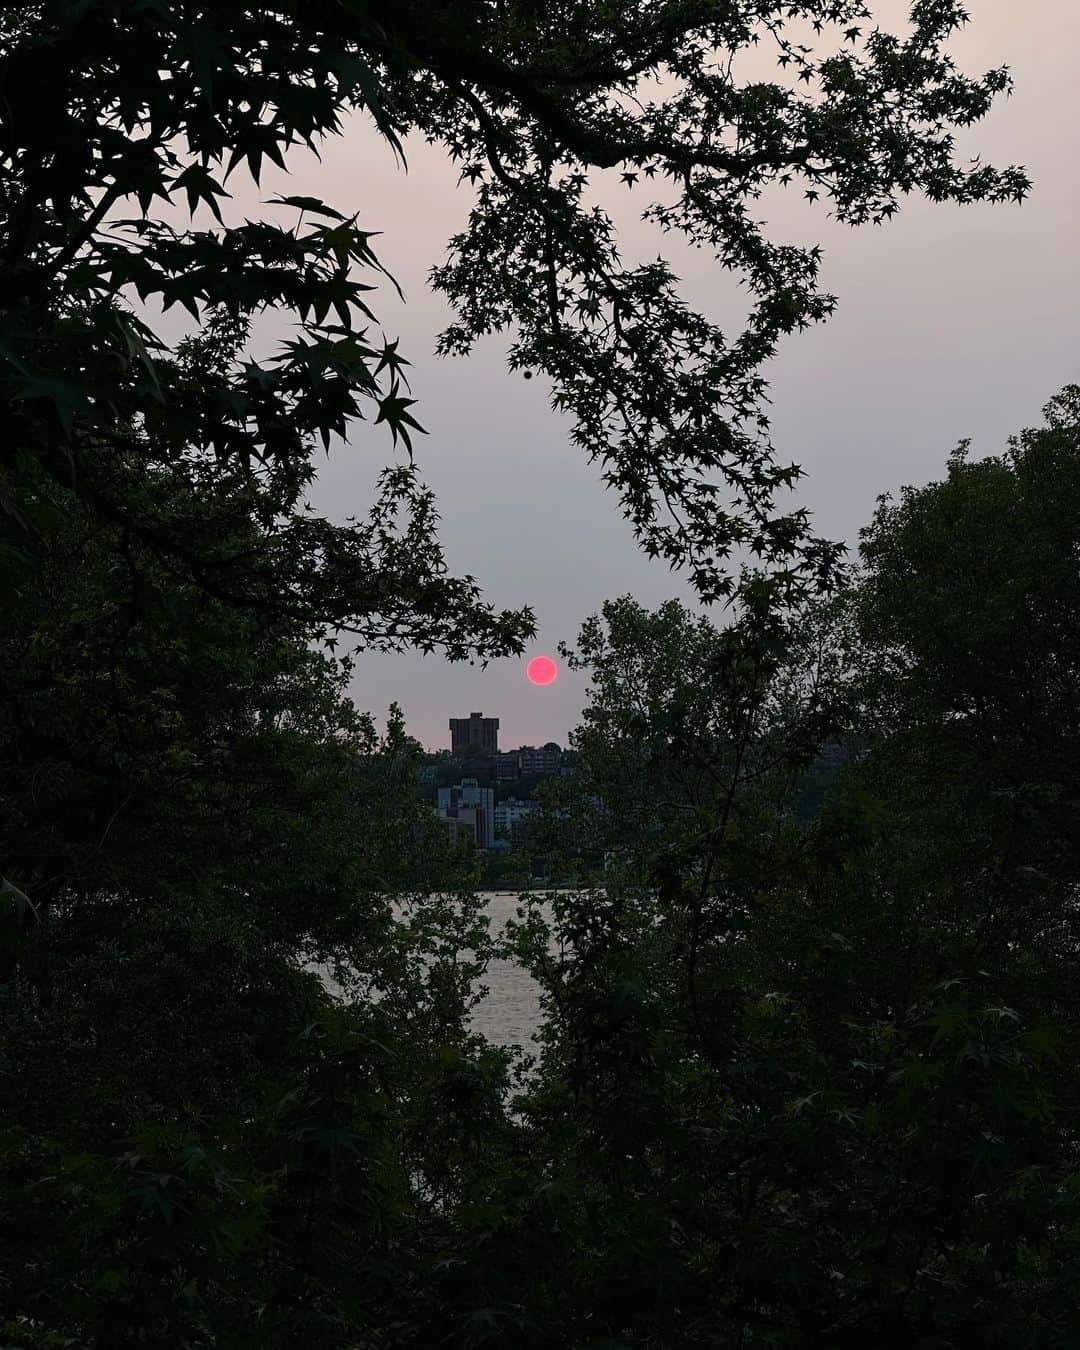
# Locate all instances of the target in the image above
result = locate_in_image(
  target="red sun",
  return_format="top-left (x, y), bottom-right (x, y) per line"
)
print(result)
top-left (526, 655), bottom-right (558, 686)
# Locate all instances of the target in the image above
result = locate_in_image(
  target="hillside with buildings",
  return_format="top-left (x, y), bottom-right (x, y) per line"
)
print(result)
top-left (418, 711), bottom-right (579, 884)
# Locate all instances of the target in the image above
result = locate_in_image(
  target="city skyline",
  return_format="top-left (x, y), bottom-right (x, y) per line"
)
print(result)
top-left (431, 710), bottom-right (566, 758)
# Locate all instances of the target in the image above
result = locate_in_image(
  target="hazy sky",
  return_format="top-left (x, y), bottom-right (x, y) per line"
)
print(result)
top-left (225, 2), bottom-right (1079, 751)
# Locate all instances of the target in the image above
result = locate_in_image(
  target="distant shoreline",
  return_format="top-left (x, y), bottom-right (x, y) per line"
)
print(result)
top-left (474, 883), bottom-right (600, 895)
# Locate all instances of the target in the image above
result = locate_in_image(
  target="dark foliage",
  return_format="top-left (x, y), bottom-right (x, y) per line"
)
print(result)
top-left (500, 395), bottom-right (1080, 1346)
top-left (1, 0), bottom-right (1026, 608)
top-left (5, 4), bottom-right (1074, 1348)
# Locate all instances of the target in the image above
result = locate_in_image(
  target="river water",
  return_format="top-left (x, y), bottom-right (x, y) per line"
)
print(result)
top-left (316, 891), bottom-right (560, 1055)
top-left (468, 890), bottom-right (551, 1053)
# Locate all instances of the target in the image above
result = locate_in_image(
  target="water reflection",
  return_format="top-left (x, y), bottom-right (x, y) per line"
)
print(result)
top-left (315, 890), bottom-right (561, 1055)
top-left (469, 890), bottom-right (550, 1053)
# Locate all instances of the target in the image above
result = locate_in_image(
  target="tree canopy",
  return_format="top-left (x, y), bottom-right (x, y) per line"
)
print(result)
top-left (1, 0), bottom-right (1028, 619)
top-left (497, 392), bottom-right (1080, 1345)
top-left (8, 5), bottom-right (1078, 1348)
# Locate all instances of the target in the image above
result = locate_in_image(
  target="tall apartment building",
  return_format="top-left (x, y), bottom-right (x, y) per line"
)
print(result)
top-left (437, 777), bottom-right (495, 849)
top-left (449, 711), bottom-right (499, 757)
top-left (438, 814), bottom-right (476, 846)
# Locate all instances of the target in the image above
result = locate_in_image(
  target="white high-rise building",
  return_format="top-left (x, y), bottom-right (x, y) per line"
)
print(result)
top-left (436, 777), bottom-right (495, 848)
